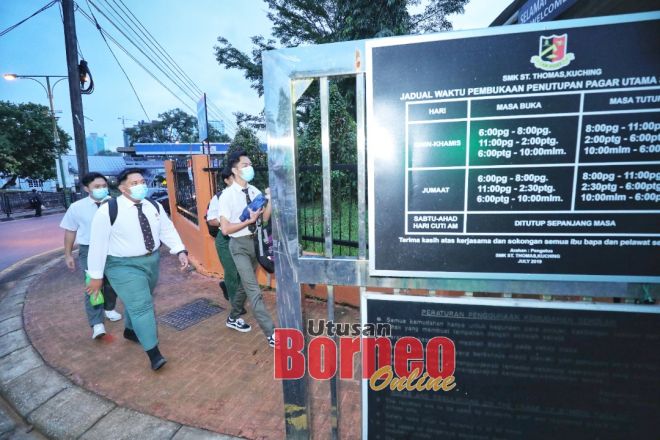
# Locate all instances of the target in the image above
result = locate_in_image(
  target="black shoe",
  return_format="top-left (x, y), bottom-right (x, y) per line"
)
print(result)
top-left (219, 281), bottom-right (229, 301)
top-left (146, 345), bottom-right (167, 371)
top-left (123, 328), bottom-right (139, 343)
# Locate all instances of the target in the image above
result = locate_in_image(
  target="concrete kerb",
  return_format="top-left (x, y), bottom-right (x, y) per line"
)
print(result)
top-left (0, 251), bottom-right (243, 440)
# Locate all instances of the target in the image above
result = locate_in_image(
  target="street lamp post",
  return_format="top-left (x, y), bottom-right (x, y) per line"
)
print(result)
top-left (3, 73), bottom-right (72, 207)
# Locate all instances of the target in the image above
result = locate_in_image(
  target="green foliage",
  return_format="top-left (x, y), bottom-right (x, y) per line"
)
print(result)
top-left (227, 125), bottom-right (269, 189)
top-left (209, 126), bottom-right (231, 143)
top-left (125, 108), bottom-right (230, 145)
top-left (0, 101), bottom-right (70, 179)
top-left (214, 0), bottom-right (468, 96)
top-left (297, 83), bottom-right (356, 203)
top-left (299, 199), bottom-right (360, 256)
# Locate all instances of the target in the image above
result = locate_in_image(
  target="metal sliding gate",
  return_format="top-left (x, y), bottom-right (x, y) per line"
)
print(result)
top-left (263, 12), bottom-right (660, 440)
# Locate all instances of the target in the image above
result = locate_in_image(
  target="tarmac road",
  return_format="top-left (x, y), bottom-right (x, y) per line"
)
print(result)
top-left (0, 214), bottom-right (64, 272)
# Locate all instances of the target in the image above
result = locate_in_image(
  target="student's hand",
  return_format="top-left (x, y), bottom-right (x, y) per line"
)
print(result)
top-left (178, 252), bottom-right (189, 270)
top-left (86, 278), bottom-right (103, 295)
top-left (248, 208), bottom-right (263, 223)
top-left (64, 255), bottom-right (76, 271)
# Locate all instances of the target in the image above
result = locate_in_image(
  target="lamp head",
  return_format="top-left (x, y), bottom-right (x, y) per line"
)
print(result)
top-left (3, 73), bottom-right (18, 81)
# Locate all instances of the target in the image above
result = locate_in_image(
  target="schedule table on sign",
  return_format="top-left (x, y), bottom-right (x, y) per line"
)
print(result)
top-left (405, 86), bottom-right (660, 236)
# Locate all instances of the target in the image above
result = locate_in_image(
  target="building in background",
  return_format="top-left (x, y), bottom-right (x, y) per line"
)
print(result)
top-left (209, 120), bottom-right (225, 135)
top-left (85, 132), bottom-right (107, 155)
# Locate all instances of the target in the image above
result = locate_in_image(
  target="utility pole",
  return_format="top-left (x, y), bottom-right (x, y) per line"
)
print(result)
top-left (62, 0), bottom-right (88, 182)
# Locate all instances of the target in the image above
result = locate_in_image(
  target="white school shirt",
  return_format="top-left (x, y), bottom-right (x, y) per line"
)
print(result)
top-left (86, 195), bottom-right (185, 279)
top-left (217, 182), bottom-right (262, 238)
top-left (206, 192), bottom-right (221, 221)
top-left (59, 196), bottom-right (106, 245)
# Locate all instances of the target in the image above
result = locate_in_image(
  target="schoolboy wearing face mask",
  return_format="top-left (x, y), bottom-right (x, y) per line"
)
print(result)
top-left (60, 172), bottom-right (123, 340)
top-left (218, 150), bottom-right (277, 348)
top-left (86, 168), bottom-right (189, 371)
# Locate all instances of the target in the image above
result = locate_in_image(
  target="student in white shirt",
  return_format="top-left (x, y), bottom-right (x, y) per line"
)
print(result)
top-left (60, 172), bottom-right (122, 340)
top-left (218, 151), bottom-right (276, 347)
top-left (206, 167), bottom-right (244, 313)
top-left (86, 168), bottom-right (189, 371)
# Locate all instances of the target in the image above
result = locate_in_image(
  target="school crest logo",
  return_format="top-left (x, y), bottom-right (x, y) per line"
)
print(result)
top-left (530, 33), bottom-right (575, 71)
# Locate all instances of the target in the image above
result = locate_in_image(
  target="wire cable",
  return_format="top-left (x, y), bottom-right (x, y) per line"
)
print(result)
top-left (105, 0), bottom-right (237, 133)
top-left (77, 7), bottom-right (199, 117)
top-left (85, 1), bottom-right (208, 115)
top-left (90, 0), bottom-right (236, 134)
top-left (0, 0), bottom-right (58, 37)
top-left (82, 1), bottom-right (150, 119)
top-left (112, 0), bottom-right (238, 132)
top-left (95, 0), bottom-right (200, 103)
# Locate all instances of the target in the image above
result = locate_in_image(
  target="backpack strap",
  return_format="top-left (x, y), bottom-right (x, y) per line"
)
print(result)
top-left (108, 198), bottom-right (118, 226)
top-left (145, 197), bottom-right (160, 214)
top-left (107, 197), bottom-right (160, 226)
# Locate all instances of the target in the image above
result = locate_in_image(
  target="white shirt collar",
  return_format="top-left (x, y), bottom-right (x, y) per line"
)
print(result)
top-left (231, 182), bottom-right (250, 193)
top-left (117, 194), bottom-right (142, 207)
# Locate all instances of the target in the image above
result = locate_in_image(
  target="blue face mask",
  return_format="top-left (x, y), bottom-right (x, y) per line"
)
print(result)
top-left (91, 187), bottom-right (108, 200)
top-left (241, 166), bottom-right (255, 182)
top-left (129, 183), bottom-right (149, 200)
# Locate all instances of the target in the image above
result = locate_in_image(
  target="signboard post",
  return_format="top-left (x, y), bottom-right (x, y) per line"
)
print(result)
top-left (367, 13), bottom-right (660, 282)
top-left (197, 93), bottom-right (209, 153)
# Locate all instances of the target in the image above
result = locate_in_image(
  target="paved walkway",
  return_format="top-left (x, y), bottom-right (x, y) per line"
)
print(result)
top-left (0, 248), bottom-right (360, 439)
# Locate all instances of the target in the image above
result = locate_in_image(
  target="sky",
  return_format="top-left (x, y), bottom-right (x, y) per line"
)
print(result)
top-left (0, 0), bottom-right (512, 151)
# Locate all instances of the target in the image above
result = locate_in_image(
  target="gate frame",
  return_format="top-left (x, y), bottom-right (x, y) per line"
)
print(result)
top-left (262, 11), bottom-right (659, 439)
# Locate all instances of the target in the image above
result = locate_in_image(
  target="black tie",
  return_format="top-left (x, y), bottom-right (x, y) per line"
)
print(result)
top-left (95, 202), bottom-right (101, 208)
top-left (242, 188), bottom-right (256, 233)
top-left (135, 203), bottom-right (155, 252)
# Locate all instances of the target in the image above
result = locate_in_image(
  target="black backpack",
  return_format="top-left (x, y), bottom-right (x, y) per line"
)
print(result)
top-left (255, 220), bottom-right (274, 273)
top-left (106, 197), bottom-right (160, 226)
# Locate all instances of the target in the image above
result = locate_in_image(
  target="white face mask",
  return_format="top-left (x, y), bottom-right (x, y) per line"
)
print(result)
top-left (240, 166), bottom-right (255, 182)
top-left (128, 183), bottom-right (149, 200)
top-left (91, 187), bottom-right (108, 200)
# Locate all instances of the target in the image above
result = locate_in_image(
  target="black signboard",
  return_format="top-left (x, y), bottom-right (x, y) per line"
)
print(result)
top-left (367, 14), bottom-right (660, 281)
top-left (363, 294), bottom-right (660, 440)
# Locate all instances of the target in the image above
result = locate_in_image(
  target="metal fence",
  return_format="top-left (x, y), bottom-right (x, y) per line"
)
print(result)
top-left (298, 163), bottom-right (359, 256)
top-left (172, 158), bottom-right (198, 224)
top-left (0, 190), bottom-right (80, 218)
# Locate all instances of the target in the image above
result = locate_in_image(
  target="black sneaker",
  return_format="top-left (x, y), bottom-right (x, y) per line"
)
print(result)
top-left (226, 316), bottom-right (251, 332)
top-left (219, 281), bottom-right (229, 301)
top-left (267, 333), bottom-right (276, 348)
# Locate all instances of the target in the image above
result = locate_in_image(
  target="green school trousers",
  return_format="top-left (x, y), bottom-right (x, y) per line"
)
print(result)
top-left (214, 232), bottom-right (240, 301)
top-left (104, 252), bottom-right (160, 351)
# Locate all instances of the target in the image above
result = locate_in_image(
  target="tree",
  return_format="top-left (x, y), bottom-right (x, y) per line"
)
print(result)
top-left (97, 149), bottom-right (121, 156)
top-left (0, 101), bottom-right (70, 180)
top-left (297, 83), bottom-right (356, 203)
top-left (214, 0), bottom-right (468, 96)
top-left (125, 108), bottom-right (232, 145)
top-left (225, 122), bottom-right (269, 189)
top-left (125, 108), bottom-right (197, 145)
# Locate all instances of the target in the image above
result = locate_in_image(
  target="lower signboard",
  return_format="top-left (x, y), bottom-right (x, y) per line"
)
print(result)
top-left (362, 293), bottom-right (660, 440)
